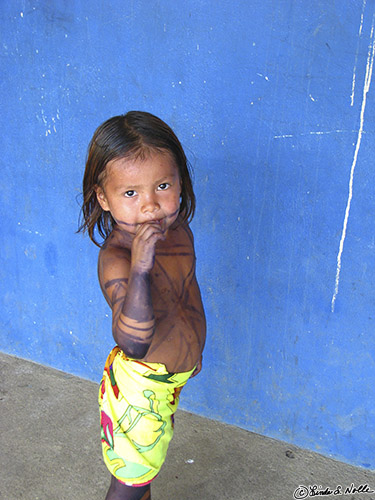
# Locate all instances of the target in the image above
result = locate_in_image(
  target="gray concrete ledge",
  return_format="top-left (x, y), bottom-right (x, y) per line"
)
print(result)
top-left (1, 351), bottom-right (374, 500)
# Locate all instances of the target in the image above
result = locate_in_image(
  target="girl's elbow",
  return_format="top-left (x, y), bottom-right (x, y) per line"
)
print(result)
top-left (112, 323), bottom-right (154, 359)
top-left (126, 341), bottom-right (150, 359)
top-left (115, 336), bottom-right (150, 359)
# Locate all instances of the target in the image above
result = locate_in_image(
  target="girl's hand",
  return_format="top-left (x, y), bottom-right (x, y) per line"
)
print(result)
top-left (191, 355), bottom-right (203, 378)
top-left (130, 221), bottom-right (166, 273)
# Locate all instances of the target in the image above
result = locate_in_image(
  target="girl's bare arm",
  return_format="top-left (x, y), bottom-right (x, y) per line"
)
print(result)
top-left (98, 222), bottom-right (165, 358)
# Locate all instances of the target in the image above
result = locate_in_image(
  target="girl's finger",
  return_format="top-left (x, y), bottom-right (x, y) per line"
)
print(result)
top-left (135, 223), bottom-right (164, 241)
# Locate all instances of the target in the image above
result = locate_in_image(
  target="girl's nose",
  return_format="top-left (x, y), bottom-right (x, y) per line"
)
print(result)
top-left (141, 194), bottom-right (160, 214)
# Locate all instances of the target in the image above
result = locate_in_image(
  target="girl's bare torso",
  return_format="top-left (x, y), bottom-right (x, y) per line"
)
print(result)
top-left (98, 222), bottom-right (206, 373)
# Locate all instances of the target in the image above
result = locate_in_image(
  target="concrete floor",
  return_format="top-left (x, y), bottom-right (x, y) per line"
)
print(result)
top-left (1, 351), bottom-right (375, 500)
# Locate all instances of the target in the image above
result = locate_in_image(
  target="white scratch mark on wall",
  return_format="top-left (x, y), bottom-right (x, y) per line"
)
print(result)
top-left (351, 0), bottom-right (367, 106)
top-left (36, 108), bottom-right (61, 136)
top-left (17, 222), bottom-right (43, 237)
top-left (273, 130), bottom-right (354, 139)
top-left (274, 134), bottom-right (294, 138)
top-left (331, 17), bottom-right (375, 312)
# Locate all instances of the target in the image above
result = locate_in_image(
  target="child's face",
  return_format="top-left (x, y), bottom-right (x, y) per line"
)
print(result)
top-left (95, 150), bottom-right (181, 235)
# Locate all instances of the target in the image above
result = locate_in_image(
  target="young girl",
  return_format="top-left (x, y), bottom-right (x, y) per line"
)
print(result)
top-left (79, 111), bottom-right (206, 500)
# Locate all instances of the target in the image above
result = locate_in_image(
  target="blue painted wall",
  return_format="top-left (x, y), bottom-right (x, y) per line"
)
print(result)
top-left (2, 0), bottom-right (375, 469)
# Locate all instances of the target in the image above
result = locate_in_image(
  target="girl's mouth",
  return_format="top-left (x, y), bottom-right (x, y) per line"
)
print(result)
top-left (144, 218), bottom-right (165, 229)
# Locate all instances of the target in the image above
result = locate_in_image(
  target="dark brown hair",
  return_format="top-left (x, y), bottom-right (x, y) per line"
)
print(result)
top-left (78, 111), bottom-right (195, 246)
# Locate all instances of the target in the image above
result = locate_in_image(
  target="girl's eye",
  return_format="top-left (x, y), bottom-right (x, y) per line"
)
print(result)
top-left (124, 190), bottom-right (136, 198)
top-left (158, 183), bottom-right (170, 191)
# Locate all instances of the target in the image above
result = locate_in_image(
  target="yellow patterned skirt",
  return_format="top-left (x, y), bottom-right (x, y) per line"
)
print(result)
top-left (98, 346), bottom-right (195, 487)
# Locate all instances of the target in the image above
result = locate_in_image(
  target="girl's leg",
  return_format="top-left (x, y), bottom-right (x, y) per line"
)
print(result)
top-left (105, 475), bottom-right (151, 500)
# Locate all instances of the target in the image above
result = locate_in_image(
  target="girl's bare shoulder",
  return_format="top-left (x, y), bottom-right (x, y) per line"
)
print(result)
top-left (98, 228), bottom-right (132, 287)
top-left (169, 218), bottom-right (194, 246)
top-left (99, 226), bottom-right (131, 256)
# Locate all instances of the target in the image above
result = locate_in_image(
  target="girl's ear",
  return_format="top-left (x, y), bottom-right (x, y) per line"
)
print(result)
top-left (94, 185), bottom-right (110, 211)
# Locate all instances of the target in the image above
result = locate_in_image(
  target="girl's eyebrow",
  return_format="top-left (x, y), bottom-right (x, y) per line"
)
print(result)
top-left (157, 169), bottom-right (181, 183)
top-left (155, 175), bottom-right (174, 184)
top-left (117, 174), bottom-right (177, 192)
top-left (117, 183), bottom-right (140, 192)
